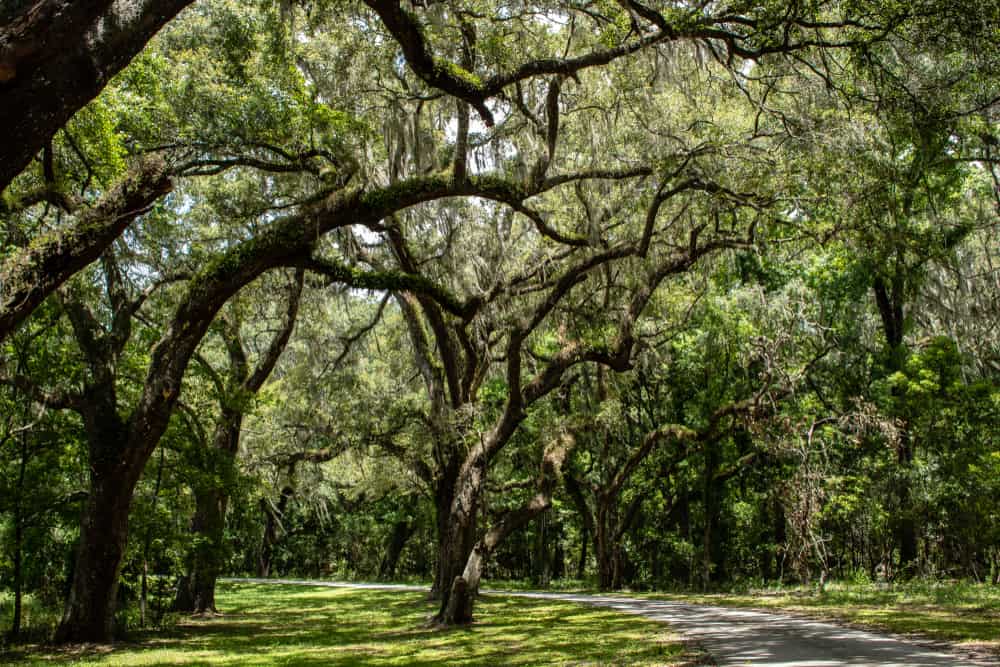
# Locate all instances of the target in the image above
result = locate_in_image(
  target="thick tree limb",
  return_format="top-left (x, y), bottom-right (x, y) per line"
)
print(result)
top-left (0, 0), bottom-right (197, 191)
top-left (0, 157), bottom-right (172, 341)
top-left (298, 254), bottom-right (472, 319)
top-left (365, 0), bottom-right (898, 128)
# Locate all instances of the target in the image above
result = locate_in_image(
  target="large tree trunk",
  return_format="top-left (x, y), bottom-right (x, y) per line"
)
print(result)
top-left (442, 542), bottom-right (488, 626)
top-left (595, 503), bottom-right (615, 590)
top-left (434, 493), bottom-right (480, 620)
top-left (594, 495), bottom-right (627, 590)
top-left (54, 453), bottom-right (137, 643)
top-left (439, 438), bottom-right (568, 625)
top-left (430, 459), bottom-right (459, 599)
top-left (175, 413), bottom-right (243, 613)
top-left (435, 450), bottom-right (491, 624)
top-left (430, 456), bottom-right (478, 601)
top-left (191, 488), bottom-right (227, 613)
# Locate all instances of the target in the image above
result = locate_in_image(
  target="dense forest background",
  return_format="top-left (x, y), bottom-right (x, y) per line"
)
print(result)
top-left (1, 0), bottom-right (999, 644)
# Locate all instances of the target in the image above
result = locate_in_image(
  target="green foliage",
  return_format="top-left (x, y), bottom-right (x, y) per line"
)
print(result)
top-left (2, 0), bottom-right (1000, 647)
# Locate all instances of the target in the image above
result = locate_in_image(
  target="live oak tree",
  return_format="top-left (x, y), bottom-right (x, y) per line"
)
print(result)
top-left (173, 270), bottom-right (303, 613)
top-left (0, 0), bottom-right (204, 339)
top-left (2, 0), bottom-right (998, 642)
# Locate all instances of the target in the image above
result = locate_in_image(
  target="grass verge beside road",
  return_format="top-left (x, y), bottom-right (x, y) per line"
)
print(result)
top-left (3, 582), bottom-right (702, 666)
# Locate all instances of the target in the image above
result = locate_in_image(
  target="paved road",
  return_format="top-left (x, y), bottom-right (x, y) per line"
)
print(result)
top-left (227, 578), bottom-right (990, 666)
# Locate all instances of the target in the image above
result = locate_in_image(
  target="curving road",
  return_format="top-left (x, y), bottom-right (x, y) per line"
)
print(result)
top-left (227, 578), bottom-right (991, 666)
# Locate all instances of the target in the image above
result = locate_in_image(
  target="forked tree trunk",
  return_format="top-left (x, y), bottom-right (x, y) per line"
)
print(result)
top-left (434, 494), bottom-right (480, 620)
top-left (439, 438), bottom-right (568, 625)
top-left (434, 452), bottom-right (490, 622)
top-left (442, 546), bottom-right (484, 625)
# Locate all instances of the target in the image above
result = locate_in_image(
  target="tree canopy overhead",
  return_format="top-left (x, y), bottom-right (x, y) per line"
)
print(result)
top-left (1, 0), bottom-right (999, 646)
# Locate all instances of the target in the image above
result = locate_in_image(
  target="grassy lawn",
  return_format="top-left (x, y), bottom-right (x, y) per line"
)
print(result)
top-left (2, 582), bottom-right (701, 666)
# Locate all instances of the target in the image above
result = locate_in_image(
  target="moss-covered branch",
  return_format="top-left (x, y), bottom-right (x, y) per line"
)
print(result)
top-left (0, 156), bottom-right (172, 341)
top-left (299, 255), bottom-right (472, 319)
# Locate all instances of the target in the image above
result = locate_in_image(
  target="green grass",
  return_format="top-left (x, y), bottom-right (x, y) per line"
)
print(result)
top-left (2, 582), bottom-right (700, 666)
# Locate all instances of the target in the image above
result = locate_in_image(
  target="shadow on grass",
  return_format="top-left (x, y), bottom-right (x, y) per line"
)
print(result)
top-left (5, 583), bottom-right (693, 666)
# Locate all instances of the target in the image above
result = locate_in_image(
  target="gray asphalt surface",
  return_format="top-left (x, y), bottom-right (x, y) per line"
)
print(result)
top-left (227, 578), bottom-right (991, 666)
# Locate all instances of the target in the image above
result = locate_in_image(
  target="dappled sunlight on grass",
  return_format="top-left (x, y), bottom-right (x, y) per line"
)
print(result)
top-left (5, 583), bottom-right (694, 666)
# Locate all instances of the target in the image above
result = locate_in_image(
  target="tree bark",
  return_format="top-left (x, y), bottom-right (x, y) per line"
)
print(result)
top-left (174, 410), bottom-right (241, 613)
top-left (174, 487), bottom-right (228, 613)
top-left (379, 515), bottom-right (416, 580)
top-left (595, 499), bottom-right (616, 590)
top-left (434, 477), bottom-right (481, 619)
top-left (440, 436), bottom-right (568, 625)
top-left (0, 0), bottom-right (195, 192)
top-left (54, 451), bottom-right (137, 643)
top-left (430, 457), bottom-right (460, 599)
